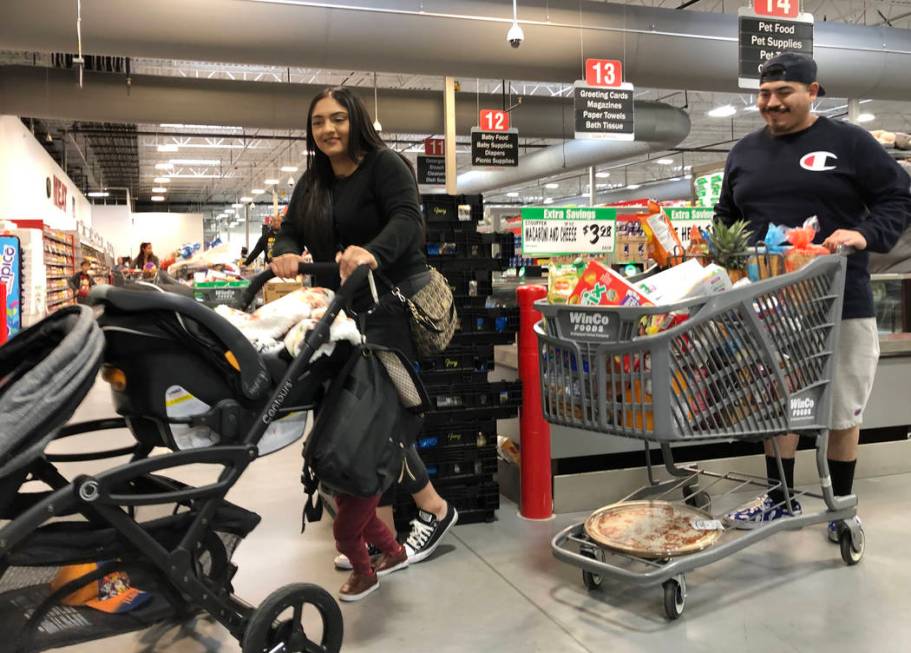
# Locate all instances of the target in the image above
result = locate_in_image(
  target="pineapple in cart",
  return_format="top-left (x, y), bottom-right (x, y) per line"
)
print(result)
top-left (708, 218), bottom-right (753, 283)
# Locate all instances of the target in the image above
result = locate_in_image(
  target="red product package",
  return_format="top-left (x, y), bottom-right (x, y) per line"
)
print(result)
top-left (568, 260), bottom-right (654, 307)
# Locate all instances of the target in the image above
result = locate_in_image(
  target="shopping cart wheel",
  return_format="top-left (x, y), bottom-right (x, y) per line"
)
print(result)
top-left (662, 575), bottom-right (686, 620)
top-left (839, 524), bottom-right (865, 566)
top-left (579, 546), bottom-right (604, 591)
top-left (242, 583), bottom-right (343, 653)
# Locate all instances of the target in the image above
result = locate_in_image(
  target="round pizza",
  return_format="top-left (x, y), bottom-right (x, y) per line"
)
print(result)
top-left (584, 500), bottom-right (722, 558)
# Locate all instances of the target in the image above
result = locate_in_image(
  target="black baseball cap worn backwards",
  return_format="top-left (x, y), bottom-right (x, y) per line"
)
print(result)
top-left (759, 53), bottom-right (826, 96)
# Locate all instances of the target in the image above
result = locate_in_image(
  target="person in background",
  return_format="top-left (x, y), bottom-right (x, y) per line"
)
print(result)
top-left (69, 259), bottom-right (95, 304)
top-left (133, 242), bottom-right (160, 277)
top-left (271, 86), bottom-right (457, 602)
top-left (716, 53), bottom-right (911, 537)
top-left (244, 210), bottom-right (284, 266)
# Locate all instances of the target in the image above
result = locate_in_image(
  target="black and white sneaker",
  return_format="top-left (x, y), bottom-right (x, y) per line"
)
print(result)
top-left (334, 543), bottom-right (383, 571)
top-left (404, 504), bottom-right (458, 564)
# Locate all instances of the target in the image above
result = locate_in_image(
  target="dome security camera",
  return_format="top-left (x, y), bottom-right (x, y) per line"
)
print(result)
top-left (507, 22), bottom-right (524, 49)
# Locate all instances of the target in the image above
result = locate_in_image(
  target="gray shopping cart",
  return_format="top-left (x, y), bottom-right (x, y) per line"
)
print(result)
top-left (536, 254), bottom-right (864, 619)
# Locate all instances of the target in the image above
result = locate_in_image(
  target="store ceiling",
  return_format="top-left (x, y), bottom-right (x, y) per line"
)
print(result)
top-left (2, 0), bottom-right (910, 219)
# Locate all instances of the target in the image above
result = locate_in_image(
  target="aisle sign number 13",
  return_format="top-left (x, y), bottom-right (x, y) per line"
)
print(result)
top-left (753, 0), bottom-right (798, 18)
top-left (585, 59), bottom-right (623, 88)
top-left (479, 109), bottom-right (510, 132)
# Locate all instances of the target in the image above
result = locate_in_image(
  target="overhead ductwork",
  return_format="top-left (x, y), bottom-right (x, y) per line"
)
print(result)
top-left (2, 0), bottom-right (910, 99)
top-left (0, 65), bottom-right (685, 143)
top-left (592, 177), bottom-right (694, 205)
top-left (457, 103), bottom-right (690, 193)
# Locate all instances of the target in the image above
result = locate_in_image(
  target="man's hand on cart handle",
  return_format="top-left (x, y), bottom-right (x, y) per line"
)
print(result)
top-left (823, 229), bottom-right (866, 253)
top-left (270, 253), bottom-right (306, 279)
top-left (336, 246), bottom-right (377, 283)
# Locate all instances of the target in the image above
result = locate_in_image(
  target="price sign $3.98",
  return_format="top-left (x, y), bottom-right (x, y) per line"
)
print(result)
top-left (753, 0), bottom-right (798, 18)
top-left (582, 222), bottom-right (613, 246)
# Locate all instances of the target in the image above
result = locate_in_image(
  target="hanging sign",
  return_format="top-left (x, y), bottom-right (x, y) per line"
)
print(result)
top-left (584, 59), bottom-right (624, 88)
top-left (479, 109), bottom-right (510, 132)
top-left (738, 7), bottom-right (814, 89)
top-left (521, 207), bottom-right (617, 256)
top-left (424, 137), bottom-right (445, 156)
top-left (470, 128), bottom-right (519, 167)
top-left (753, 0), bottom-right (799, 19)
top-left (574, 59), bottom-right (634, 141)
top-left (417, 155), bottom-right (446, 186)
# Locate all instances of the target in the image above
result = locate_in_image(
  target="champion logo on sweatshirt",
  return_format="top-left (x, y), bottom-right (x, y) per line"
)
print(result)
top-left (799, 151), bottom-right (838, 172)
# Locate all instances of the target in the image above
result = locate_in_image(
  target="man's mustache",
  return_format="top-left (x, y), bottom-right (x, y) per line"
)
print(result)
top-left (761, 107), bottom-right (789, 114)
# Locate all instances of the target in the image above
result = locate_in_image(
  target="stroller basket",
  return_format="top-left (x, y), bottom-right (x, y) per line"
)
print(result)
top-left (535, 255), bottom-right (847, 441)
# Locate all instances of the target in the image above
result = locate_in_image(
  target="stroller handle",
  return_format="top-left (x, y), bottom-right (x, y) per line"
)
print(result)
top-left (234, 262), bottom-right (371, 310)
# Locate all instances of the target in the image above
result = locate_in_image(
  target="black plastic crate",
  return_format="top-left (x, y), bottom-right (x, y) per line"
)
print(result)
top-left (456, 508), bottom-right (498, 524)
top-left (418, 369), bottom-right (489, 385)
top-left (423, 445), bottom-right (498, 480)
top-left (421, 194), bottom-right (483, 223)
top-left (429, 255), bottom-right (505, 272)
top-left (416, 419), bottom-right (498, 451)
top-left (457, 306), bottom-right (519, 336)
top-left (423, 380), bottom-right (522, 412)
top-left (448, 330), bottom-right (517, 347)
top-left (415, 346), bottom-right (496, 375)
top-left (394, 477), bottom-right (499, 514)
top-left (453, 295), bottom-right (491, 309)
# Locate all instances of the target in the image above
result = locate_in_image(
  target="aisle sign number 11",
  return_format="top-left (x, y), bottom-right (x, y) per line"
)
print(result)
top-left (753, 0), bottom-right (799, 18)
top-left (479, 109), bottom-right (510, 132)
top-left (585, 59), bottom-right (623, 88)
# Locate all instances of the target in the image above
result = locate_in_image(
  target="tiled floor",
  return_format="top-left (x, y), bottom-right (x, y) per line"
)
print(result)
top-left (26, 382), bottom-right (911, 652)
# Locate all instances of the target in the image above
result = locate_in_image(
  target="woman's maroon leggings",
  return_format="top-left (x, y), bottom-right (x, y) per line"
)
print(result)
top-left (333, 494), bottom-right (402, 575)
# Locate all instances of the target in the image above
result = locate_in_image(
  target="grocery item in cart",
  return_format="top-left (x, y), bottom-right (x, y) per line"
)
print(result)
top-left (547, 260), bottom-right (584, 304)
top-left (569, 260), bottom-right (653, 307)
top-left (584, 500), bottom-right (722, 558)
top-left (640, 201), bottom-right (684, 268)
top-left (784, 217), bottom-right (830, 273)
top-left (633, 258), bottom-right (732, 304)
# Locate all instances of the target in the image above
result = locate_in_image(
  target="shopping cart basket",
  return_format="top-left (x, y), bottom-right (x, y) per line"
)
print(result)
top-left (537, 253), bottom-right (865, 619)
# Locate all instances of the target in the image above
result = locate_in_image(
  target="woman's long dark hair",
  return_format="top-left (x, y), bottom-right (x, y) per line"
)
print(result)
top-left (291, 86), bottom-right (387, 260)
top-left (135, 241), bottom-right (152, 267)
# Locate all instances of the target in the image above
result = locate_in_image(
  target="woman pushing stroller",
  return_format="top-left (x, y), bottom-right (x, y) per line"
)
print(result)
top-left (270, 87), bottom-right (457, 602)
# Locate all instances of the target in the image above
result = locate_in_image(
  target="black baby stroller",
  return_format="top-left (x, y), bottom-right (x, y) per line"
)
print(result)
top-left (0, 262), bottom-right (371, 653)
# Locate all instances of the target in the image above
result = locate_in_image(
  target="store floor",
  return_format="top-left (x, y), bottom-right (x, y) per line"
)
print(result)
top-left (48, 381), bottom-right (911, 653)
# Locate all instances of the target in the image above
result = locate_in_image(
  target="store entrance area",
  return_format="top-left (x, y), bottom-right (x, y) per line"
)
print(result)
top-left (49, 381), bottom-right (911, 653)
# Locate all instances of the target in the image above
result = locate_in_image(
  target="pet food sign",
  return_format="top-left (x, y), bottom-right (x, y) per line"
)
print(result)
top-left (521, 207), bottom-right (617, 256)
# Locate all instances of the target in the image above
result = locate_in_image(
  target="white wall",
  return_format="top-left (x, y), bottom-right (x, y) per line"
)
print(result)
top-left (92, 206), bottom-right (204, 260)
top-left (0, 115), bottom-right (92, 230)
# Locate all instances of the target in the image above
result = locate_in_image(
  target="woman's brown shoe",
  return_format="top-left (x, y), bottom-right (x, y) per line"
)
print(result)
top-left (338, 570), bottom-right (379, 602)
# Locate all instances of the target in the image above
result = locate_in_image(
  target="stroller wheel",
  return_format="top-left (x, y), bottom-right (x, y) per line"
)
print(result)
top-left (242, 583), bottom-right (343, 653)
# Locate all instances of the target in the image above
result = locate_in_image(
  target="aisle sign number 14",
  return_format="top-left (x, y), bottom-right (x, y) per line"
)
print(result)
top-left (585, 59), bottom-right (623, 88)
top-left (479, 109), bottom-right (510, 132)
top-left (753, 0), bottom-right (798, 18)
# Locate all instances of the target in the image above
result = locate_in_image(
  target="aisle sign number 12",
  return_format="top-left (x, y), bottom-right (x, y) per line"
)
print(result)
top-left (585, 59), bottom-right (623, 88)
top-left (753, 0), bottom-right (798, 19)
top-left (479, 109), bottom-right (510, 132)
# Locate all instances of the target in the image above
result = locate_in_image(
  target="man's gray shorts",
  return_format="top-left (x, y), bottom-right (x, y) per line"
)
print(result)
top-left (831, 318), bottom-right (880, 430)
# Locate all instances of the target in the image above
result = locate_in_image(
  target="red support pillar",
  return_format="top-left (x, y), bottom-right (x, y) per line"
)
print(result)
top-left (516, 285), bottom-right (553, 520)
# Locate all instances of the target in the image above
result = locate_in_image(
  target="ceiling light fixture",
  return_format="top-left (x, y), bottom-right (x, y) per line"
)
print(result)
top-left (240, 196), bottom-right (253, 202)
top-left (170, 158), bottom-right (219, 166)
top-left (157, 144), bottom-right (179, 153)
top-left (153, 177), bottom-right (170, 184)
top-left (595, 171), bottom-right (610, 178)
top-left (232, 203), bottom-right (244, 208)
top-left (506, 192), bottom-right (520, 197)
top-left (264, 178), bottom-right (280, 185)
top-left (707, 105), bottom-right (737, 118)
top-left (151, 187), bottom-right (168, 193)
top-left (154, 162), bottom-right (174, 170)
top-left (544, 182), bottom-right (560, 189)
top-left (87, 191), bottom-right (109, 198)
top-left (372, 71), bottom-right (383, 132)
top-left (656, 158), bottom-right (674, 165)
top-left (280, 165), bottom-right (298, 173)
top-left (224, 209), bottom-right (235, 214)
top-left (150, 195), bottom-right (166, 202)
top-left (542, 198), bottom-right (554, 205)
top-left (252, 188), bottom-right (265, 195)
top-left (626, 184), bottom-right (642, 190)
top-left (857, 113), bottom-right (876, 123)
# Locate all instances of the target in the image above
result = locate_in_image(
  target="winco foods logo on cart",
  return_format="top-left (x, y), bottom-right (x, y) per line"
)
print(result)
top-left (790, 396), bottom-right (815, 420)
top-left (567, 311), bottom-right (612, 336)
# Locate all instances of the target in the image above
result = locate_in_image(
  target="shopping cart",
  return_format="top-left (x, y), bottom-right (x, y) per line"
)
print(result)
top-left (536, 253), bottom-right (865, 619)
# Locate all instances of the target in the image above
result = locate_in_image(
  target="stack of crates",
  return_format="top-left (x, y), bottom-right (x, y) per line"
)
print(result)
top-left (394, 194), bottom-right (522, 529)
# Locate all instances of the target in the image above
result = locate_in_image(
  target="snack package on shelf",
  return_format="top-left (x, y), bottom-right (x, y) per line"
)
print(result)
top-left (569, 260), bottom-right (654, 307)
top-left (632, 258), bottom-right (732, 305)
top-left (784, 216), bottom-right (830, 273)
top-left (640, 200), bottom-right (684, 268)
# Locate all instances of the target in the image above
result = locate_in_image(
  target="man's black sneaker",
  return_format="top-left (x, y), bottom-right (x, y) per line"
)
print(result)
top-left (404, 504), bottom-right (458, 564)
